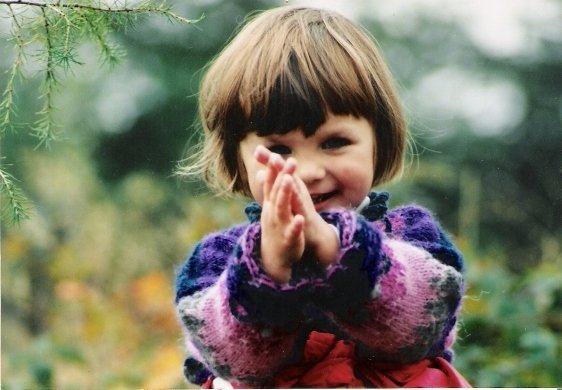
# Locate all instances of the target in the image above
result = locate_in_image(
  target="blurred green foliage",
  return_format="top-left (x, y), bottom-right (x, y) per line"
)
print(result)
top-left (1, 0), bottom-right (561, 388)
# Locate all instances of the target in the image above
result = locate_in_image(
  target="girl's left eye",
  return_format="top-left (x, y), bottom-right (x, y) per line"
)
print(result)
top-left (267, 144), bottom-right (292, 155)
top-left (322, 137), bottom-right (351, 150)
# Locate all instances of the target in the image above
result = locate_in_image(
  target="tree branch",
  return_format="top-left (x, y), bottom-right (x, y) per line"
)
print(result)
top-left (0, 165), bottom-right (29, 224)
top-left (0, 0), bottom-right (201, 24)
top-left (0, 0), bottom-right (202, 224)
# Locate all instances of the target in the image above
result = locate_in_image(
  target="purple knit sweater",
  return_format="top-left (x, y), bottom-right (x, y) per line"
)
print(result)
top-left (174, 192), bottom-right (464, 387)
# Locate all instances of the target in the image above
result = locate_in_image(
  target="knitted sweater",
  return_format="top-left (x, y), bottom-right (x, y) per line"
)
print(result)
top-left (174, 192), bottom-right (465, 387)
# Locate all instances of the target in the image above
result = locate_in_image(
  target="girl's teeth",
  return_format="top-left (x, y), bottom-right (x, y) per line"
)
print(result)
top-left (312, 195), bottom-right (323, 203)
top-left (312, 192), bottom-right (334, 204)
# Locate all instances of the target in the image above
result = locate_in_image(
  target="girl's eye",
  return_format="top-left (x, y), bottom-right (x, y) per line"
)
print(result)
top-left (322, 137), bottom-right (351, 150)
top-left (267, 144), bottom-right (291, 155)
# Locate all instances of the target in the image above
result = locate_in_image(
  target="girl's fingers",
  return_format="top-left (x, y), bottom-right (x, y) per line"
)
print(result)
top-left (261, 156), bottom-right (296, 203)
top-left (267, 169), bottom-right (290, 212)
top-left (261, 154), bottom-right (284, 200)
top-left (285, 214), bottom-right (304, 241)
top-left (290, 186), bottom-right (306, 218)
top-left (261, 164), bottom-right (274, 200)
top-left (274, 174), bottom-right (294, 222)
top-left (254, 145), bottom-right (271, 165)
top-left (282, 157), bottom-right (297, 175)
top-left (270, 153), bottom-right (285, 172)
top-left (291, 175), bottom-right (314, 216)
top-left (255, 145), bottom-right (284, 172)
top-left (257, 145), bottom-right (303, 239)
top-left (255, 145), bottom-right (296, 178)
top-left (261, 154), bottom-right (283, 199)
top-left (255, 145), bottom-right (299, 203)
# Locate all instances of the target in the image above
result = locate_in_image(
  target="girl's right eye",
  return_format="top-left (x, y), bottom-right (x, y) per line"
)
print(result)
top-left (267, 144), bottom-right (291, 155)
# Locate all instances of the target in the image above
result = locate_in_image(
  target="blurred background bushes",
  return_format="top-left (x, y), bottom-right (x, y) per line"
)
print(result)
top-left (1, 0), bottom-right (561, 387)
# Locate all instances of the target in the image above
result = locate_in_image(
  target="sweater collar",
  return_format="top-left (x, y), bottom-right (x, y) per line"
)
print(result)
top-left (244, 191), bottom-right (389, 223)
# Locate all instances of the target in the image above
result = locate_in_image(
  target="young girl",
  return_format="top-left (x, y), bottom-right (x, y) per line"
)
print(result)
top-left (175, 6), bottom-right (470, 388)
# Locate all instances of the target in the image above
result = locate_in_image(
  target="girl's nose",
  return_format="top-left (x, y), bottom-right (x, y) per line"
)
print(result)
top-left (296, 157), bottom-right (325, 184)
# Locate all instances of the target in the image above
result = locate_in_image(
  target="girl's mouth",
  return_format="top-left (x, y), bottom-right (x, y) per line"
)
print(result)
top-left (310, 191), bottom-right (337, 205)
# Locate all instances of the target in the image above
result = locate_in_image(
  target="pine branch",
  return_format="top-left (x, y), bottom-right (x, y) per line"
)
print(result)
top-left (0, 0), bottom-right (201, 135)
top-left (0, 4), bottom-right (27, 133)
top-left (0, 0), bottom-right (202, 223)
top-left (0, 164), bottom-right (30, 225)
top-left (0, 1), bottom-right (201, 25)
top-left (33, 6), bottom-right (60, 145)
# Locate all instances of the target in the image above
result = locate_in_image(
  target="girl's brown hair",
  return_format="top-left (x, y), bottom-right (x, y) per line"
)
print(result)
top-left (179, 6), bottom-right (407, 196)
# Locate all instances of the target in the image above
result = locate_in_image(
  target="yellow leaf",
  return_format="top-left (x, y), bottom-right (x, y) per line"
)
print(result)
top-left (130, 271), bottom-right (178, 331)
top-left (143, 343), bottom-right (185, 389)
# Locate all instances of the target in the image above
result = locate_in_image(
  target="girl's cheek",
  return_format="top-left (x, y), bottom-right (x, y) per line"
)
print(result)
top-left (249, 179), bottom-right (265, 205)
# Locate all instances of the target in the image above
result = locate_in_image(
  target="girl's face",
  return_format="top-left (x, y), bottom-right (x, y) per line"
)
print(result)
top-left (239, 113), bottom-right (375, 212)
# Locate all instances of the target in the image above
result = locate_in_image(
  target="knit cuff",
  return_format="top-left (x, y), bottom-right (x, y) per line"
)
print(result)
top-left (311, 211), bottom-right (387, 322)
top-left (226, 211), bottom-right (388, 326)
top-left (226, 223), bottom-right (311, 328)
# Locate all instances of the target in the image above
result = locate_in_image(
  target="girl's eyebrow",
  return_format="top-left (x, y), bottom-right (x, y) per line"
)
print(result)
top-left (316, 125), bottom-right (352, 136)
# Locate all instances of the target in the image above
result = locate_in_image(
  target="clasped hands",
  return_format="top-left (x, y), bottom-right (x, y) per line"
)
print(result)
top-left (254, 145), bottom-right (340, 283)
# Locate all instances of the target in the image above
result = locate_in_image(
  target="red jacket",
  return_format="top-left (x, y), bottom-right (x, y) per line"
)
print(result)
top-left (203, 331), bottom-right (471, 388)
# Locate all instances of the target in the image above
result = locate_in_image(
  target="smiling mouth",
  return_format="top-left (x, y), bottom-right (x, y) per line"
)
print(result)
top-left (310, 191), bottom-right (337, 205)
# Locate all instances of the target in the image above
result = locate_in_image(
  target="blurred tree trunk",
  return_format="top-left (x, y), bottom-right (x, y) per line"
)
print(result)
top-left (26, 249), bottom-right (54, 335)
top-left (459, 168), bottom-right (480, 249)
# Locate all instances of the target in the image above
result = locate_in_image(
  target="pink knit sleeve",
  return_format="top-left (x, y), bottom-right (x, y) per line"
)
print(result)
top-left (335, 238), bottom-right (463, 362)
top-left (319, 207), bottom-right (464, 363)
top-left (177, 273), bottom-right (300, 386)
top-left (175, 224), bottom-right (304, 386)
